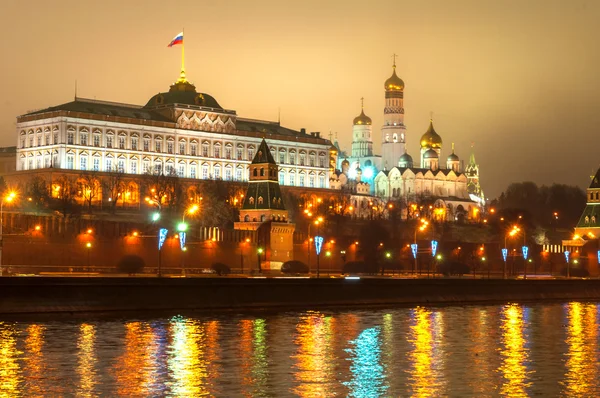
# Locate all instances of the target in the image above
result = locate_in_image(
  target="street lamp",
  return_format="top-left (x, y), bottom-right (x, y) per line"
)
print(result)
top-left (257, 247), bottom-right (264, 274)
top-left (413, 218), bottom-right (428, 274)
top-left (85, 242), bottom-right (92, 270)
top-left (0, 191), bottom-right (16, 275)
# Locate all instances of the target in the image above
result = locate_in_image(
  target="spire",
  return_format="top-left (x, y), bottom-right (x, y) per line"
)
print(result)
top-left (392, 53), bottom-right (397, 69)
top-left (361, 96), bottom-right (364, 110)
top-left (469, 142), bottom-right (476, 164)
top-left (452, 142), bottom-right (455, 154)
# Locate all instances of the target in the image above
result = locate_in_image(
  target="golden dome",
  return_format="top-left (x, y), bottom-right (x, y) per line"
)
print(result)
top-left (420, 120), bottom-right (443, 149)
top-left (384, 66), bottom-right (405, 91)
top-left (353, 109), bottom-right (372, 125)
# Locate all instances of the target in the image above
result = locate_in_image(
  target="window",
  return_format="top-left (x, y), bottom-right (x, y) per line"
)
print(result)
top-left (202, 144), bottom-right (209, 157)
top-left (300, 154), bottom-right (305, 166)
top-left (37, 136), bottom-right (42, 146)
top-left (191, 143), bottom-right (197, 156)
top-left (249, 197), bottom-right (254, 205)
top-left (20, 138), bottom-right (25, 148)
top-left (28, 159), bottom-right (33, 170)
top-left (67, 155), bottom-right (74, 169)
top-left (309, 176), bottom-right (315, 187)
top-left (279, 172), bottom-right (285, 185)
top-left (235, 168), bottom-right (243, 181)
top-left (67, 132), bottom-right (74, 145)
top-left (117, 159), bottom-right (125, 172)
top-left (165, 163), bottom-right (173, 175)
top-left (319, 156), bottom-right (325, 168)
top-left (299, 174), bottom-right (305, 187)
top-left (225, 147), bottom-right (232, 159)
top-left (53, 132), bottom-right (58, 144)
top-left (237, 148), bottom-right (243, 160)
top-left (107, 136), bottom-right (113, 148)
top-left (119, 137), bottom-right (125, 149)
top-left (130, 162), bottom-right (137, 174)
top-left (179, 142), bottom-right (185, 155)
top-left (225, 167), bottom-right (232, 181)
top-left (36, 157), bottom-right (42, 169)
top-left (202, 165), bottom-right (208, 179)
top-left (279, 153), bottom-right (285, 164)
top-left (248, 148), bottom-right (254, 161)
top-left (214, 146), bottom-right (220, 158)
top-left (143, 139), bottom-right (150, 151)
top-left (105, 158), bottom-right (113, 171)
top-left (258, 197), bottom-right (263, 205)
top-left (319, 176), bottom-right (325, 188)
top-left (93, 135), bottom-right (100, 147)
top-left (44, 157), bottom-right (50, 168)
top-left (80, 134), bottom-right (87, 146)
top-left (178, 165), bottom-right (184, 177)
top-left (214, 165), bottom-right (221, 179)
top-left (45, 135), bottom-right (50, 146)
top-left (155, 141), bottom-right (162, 152)
top-left (167, 142), bottom-right (174, 154)
top-left (309, 155), bottom-right (315, 167)
top-left (80, 156), bottom-right (87, 170)
top-left (154, 163), bottom-right (162, 174)
top-left (260, 168), bottom-right (264, 177)
top-left (190, 166), bottom-right (196, 179)
top-left (289, 173), bottom-right (295, 186)
top-left (93, 158), bottom-right (100, 171)
top-left (143, 161), bottom-right (149, 174)
top-left (131, 138), bottom-right (138, 150)
top-left (289, 153), bottom-right (295, 165)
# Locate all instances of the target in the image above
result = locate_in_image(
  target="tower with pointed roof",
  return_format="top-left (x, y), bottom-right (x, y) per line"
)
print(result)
top-left (573, 168), bottom-right (600, 238)
top-left (381, 57), bottom-right (407, 170)
top-left (464, 147), bottom-right (484, 202)
top-left (351, 98), bottom-right (374, 158)
top-left (235, 138), bottom-right (295, 270)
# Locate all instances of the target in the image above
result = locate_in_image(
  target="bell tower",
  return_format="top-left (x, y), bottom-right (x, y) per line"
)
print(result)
top-left (381, 55), bottom-right (407, 170)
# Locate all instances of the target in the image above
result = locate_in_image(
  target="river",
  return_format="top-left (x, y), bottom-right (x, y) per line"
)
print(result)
top-left (0, 302), bottom-right (599, 397)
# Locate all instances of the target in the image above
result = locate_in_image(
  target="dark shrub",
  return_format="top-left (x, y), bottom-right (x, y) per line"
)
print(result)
top-left (211, 262), bottom-right (231, 276)
top-left (560, 267), bottom-right (589, 277)
top-left (117, 255), bottom-right (145, 275)
top-left (281, 260), bottom-right (309, 274)
top-left (342, 261), bottom-right (378, 275)
top-left (439, 261), bottom-right (470, 277)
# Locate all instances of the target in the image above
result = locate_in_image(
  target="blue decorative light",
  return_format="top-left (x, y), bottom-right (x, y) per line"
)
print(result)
top-left (179, 232), bottom-right (186, 250)
top-left (411, 243), bottom-right (418, 259)
top-left (597, 250), bottom-right (600, 264)
top-left (522, 246), bottom-right (529, 260)
top-left (502, 248), bottom-right (508, 262)
top-left (431, 240), bottom-right (438, 257)
top-left (564, 250), bottom-right (570, 263)
top-left (158, 228), bottom-right (168, 250)
top-left (315, 236), bottom-right (324, 256)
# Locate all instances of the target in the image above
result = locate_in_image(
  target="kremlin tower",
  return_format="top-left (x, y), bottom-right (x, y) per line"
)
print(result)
top-left (381, 58), bottom-right (407, 170)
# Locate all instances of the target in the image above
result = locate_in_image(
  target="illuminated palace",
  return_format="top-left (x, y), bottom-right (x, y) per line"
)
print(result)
top-left (15, 70), bottom-right (332, 191)
top-left (331, 60), bottom-right (485, 220)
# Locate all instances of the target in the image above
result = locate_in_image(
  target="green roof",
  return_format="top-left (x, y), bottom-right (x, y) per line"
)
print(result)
top-left (590, 169), bottom-right (600, 189)
top-left (23, 99), bottom-right (173, 123)
top-left (251, 139), bottom-right (276, 164)
top-left (576, 203), bottom-right (600, 228)
top-left (144, 90), bottom-right (222, 109)
top-left (242, 181), bottom-right (286, 210)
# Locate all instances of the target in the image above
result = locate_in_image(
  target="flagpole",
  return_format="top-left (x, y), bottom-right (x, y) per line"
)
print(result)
top-left (181, 28), bottom-right (185, 80)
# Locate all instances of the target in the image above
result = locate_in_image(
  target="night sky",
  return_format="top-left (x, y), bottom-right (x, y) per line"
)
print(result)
top-left (1, 0), bottom-right (599, 198)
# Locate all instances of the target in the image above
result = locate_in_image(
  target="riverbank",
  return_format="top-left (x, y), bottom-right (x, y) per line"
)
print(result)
top-left (2, 276), bottom-right (600, 314)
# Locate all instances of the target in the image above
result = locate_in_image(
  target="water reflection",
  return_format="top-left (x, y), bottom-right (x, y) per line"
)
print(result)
top-left (0, 323), bottom-right (21, 396)
top-left (562, 302), bottom-right (599, 396)
top-left (344, 327), bottom-right (387, 397)
top-left (167, 317), bottom-right (219, 396)
top-left (292, 311), bottom-right (335, 397)
top-left (77, 324), bottom-right (97, 397)
top-left (239, 318), bottom-right (269, 396)
top-left (23, 324), bottom-right (46, 395)
top-left (498, 304), bottom-right (532, 397)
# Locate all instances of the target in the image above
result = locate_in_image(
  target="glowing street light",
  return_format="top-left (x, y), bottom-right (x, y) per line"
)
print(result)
top-left (152, 212), bottom-right (161, 222)
top-left (0, 191), bottom-right (17, 274)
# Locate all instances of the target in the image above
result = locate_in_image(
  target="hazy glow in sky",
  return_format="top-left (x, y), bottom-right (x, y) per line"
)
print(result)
top-left (1, 0), bottom-right (599, 198)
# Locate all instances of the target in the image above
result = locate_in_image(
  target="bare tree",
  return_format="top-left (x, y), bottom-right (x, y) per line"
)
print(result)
top-left (51, 175), bottom-right (79, 217)
top-left (25, 176), bottom-right (50, 211)
top-left (102, 167), bottom-right (125, 214)
top-left (77, 172), bottom-right (101, 213)
top-left (141, 166), bottom-right (182, 213)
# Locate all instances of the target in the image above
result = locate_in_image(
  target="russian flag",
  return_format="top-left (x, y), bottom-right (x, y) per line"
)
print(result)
top-left (167, 32), bottom-right (183, 47)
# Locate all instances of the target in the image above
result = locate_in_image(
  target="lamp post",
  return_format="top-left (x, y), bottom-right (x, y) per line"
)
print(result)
top-left (504, 225), bottom-right (519, 278)
top-left (0, 191), bottom-right (16, 275)
top-left (85, 242), bottom-right (92, 270)
top-left (257, 247), bottom-right (264, 274)
top-left (413, 218), bottom-right (428, 274)
top-left (315, 236), bottom-right (324, 278)
top-left (241, 238), bottom-right (250, 274)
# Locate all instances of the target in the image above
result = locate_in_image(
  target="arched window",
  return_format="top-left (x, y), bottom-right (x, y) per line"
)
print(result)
top-left (261, 214), bottom-right (266, 222)
top-left (258, 196), bottom-right (263, 205)
top-left (244, 215), bottom-right (250, 222)
top-left (249, 197), bottom-right (255, 205)
top-left (585, 216), bottom-right (590, 224)
top-left (260, 168), bottom-right (264, 176)
top-left (253, 168), bottom-right (257, 177)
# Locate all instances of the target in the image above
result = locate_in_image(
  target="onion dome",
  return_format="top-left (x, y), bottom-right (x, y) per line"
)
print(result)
top-left (423, 148), bottom-right (439, 159)
top-left (356, 165), bottom-right (362, 173)
top-left (447, 153), bottom-right (459, 162)
top-left (399, 152), bottom-right (413, 164)
top-left (342, 158), bottom-right (350, 166)
top-left (353, 109), bottom-right (372, 126)
top-left (384, 65), bottom-right (405, 91)
top-left (420, 120), bottom-right (443, 149)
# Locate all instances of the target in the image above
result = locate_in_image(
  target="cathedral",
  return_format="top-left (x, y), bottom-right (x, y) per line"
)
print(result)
top-left (330, 60), bottom-right (485, 221)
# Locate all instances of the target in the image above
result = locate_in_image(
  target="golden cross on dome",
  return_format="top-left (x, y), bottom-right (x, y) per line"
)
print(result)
top-left (328, 131), bottom-right (333, 141)
top-left (392, 53), bottom-right (397, 68)
top-left (360, 97), bottom-right (364, 109)
top-left (430, 111), bottom-right (434, 121)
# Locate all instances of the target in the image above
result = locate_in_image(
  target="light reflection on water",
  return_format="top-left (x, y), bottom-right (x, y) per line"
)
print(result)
top-left (0, 302), bottom-right (600, 396)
